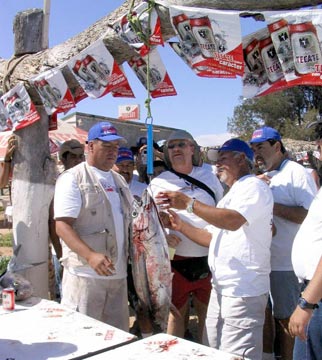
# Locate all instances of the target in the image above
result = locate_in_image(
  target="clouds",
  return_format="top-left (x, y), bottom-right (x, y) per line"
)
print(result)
top-left (195, 132), bottom-right (235, 147)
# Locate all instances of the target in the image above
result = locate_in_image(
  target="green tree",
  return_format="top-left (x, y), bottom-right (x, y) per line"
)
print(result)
top-left (228, 86), bottom-right (322, 140)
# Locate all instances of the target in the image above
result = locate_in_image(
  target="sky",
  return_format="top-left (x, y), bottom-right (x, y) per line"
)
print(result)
top-left (0, 1), bottom-right (272, 144)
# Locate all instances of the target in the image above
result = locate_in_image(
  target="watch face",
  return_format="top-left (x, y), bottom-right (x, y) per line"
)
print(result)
top-left (298, 297), bottom-right (317, 310)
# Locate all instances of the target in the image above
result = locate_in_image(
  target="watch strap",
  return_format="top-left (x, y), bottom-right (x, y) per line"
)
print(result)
top-left (298, 296), bottom-right (319, 310)
top-left (186, 197), bottom-right (196, 213)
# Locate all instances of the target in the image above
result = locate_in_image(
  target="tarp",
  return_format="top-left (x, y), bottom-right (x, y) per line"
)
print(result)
top-left (0, 120), bottom-right (88, 160)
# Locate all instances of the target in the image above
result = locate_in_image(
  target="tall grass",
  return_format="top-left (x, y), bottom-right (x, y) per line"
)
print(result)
top-left (0, 256), bottom-right (10, 274)
top-left (0, 233), bottom-right (12, 274)
top-left (0, 232), bottom-right (13, 247)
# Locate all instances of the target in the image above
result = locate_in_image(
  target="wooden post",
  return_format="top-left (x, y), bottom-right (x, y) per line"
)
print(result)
top-left (14, 9), bottom-right (44, 56)
top-left (12, 10), bottom-right (55, 298)
top-left (12, 107), bottom-right (56, 299)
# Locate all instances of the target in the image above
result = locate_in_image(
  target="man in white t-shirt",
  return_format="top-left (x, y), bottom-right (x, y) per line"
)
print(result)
top-left (289, 119), bottom-right (322, 359)
top-left (54, 122), bottom-right (133, 331)
top-left (156, 139), bottom-right (273, 359)
top-left (250, 126), bottom-right (317, 359)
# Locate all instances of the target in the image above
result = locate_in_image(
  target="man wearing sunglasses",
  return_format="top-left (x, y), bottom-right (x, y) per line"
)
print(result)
top-left (149, 129), bottom-right (224, 343)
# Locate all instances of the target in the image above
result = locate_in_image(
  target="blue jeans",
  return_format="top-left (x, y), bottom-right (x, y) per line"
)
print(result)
top-left (52, 254), bottom-right (62, 301)
top-left (293, 284), bottom-right (322, 360)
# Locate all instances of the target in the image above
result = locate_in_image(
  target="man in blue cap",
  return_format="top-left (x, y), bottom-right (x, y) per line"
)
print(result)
top-left (155, 138), bottom-right (273, 359)
top-left (113, 147), bottom-right (146, 199)
top-left (250, 126), bottom-right (317, 360)
top-left (54, 122), bottom-right (133, 331)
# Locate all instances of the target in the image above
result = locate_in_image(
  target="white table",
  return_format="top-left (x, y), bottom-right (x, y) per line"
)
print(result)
top-left (88, 333), bottom-right (246, 360)
top-left (0, 297), bottom-right (136, 360)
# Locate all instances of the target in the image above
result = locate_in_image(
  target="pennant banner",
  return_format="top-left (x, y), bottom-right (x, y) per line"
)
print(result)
top-left (31, 68), bottom-right (75, 115)
top-left (1, 83), bottom-right (40, 131)
top-left (67, 40), bottom-right (129, 99)
top-left (128, 48), bottom-right (177, 98)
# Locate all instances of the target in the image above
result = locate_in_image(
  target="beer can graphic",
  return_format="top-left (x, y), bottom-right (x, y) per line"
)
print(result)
top-left (289, 22), bottom-right (322, 75)
top-left (259, 36), bottom-right (284, 83)
top-left (268, 19), bottom-right (294, 74)
top-left (35, 79), bottom-right (61, 108)
top-left (190, 17), bottom-right (217, 58)
top-left (244, 39), bottom-right (267, 85)
top-left (83, 55), bottom-right (109, 88)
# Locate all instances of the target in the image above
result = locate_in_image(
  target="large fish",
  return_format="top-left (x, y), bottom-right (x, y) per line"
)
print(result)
top-left (130, 189), bottom-right (172, 332)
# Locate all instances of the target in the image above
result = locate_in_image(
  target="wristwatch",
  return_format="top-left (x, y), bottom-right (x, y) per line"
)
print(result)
top-left (186, 198), bottom-right (196, 213)
top-left (298, 297), bottom-right (319, 310)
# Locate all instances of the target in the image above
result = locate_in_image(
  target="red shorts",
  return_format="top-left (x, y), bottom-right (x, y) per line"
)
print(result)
top-left (171, 255), bottom-right (212, 310)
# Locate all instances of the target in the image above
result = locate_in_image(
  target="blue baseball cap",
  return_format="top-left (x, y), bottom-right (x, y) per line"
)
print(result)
top-left (218, 138), bottom-right (254, 161)
top-left (116, 147), bottom-right (134, 163)
top-left (87, 122), bottom-right (125, 143)
top-left (250, 126), bottom-right (281, 143)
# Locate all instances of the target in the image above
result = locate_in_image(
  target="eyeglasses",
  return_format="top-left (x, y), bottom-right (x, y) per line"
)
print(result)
top-left (167, 141), bottom-right (191, 149)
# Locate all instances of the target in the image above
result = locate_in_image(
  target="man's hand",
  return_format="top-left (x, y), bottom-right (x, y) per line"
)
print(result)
top-left (257, 173), bottom-right (272, 185)
top-left (289, 306), bottom-right (313, 341)
top-left (87, 251), bottom-right (115, 276)
top-left (168, 209), bottom-right (184, 232)
top-left (5, 134), bottom-right (16, 161)
top-left (166, 233), bottom-right (181, 248)
top-left (155, 191), bottom-right (190, 210)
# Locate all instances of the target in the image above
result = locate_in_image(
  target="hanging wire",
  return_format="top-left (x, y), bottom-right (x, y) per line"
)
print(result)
top-left (128, 0), bottom-right (155, 179)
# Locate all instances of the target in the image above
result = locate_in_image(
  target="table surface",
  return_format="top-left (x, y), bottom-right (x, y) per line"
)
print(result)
top-left (88, 333), bottom-right (246, 360)
top-left (0, 297), bottom-right (136, 360)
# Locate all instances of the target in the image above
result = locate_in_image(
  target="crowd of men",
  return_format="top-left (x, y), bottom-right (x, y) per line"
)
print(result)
top-left (2, 119), bottom-right (322, 360)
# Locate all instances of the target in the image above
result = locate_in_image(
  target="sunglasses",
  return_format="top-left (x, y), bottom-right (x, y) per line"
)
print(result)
top-left (167, 141), bottom-right (191, 149)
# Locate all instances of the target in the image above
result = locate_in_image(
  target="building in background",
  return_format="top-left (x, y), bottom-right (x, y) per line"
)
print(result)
top-left (60, 112), bottom-right (178, 149)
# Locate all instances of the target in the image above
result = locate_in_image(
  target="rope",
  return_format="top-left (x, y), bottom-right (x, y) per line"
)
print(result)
top-left (2, 54), bottom-right (29, 93)
top-left (127, 1), bottom-right (155, 178)
top-left (127, 0), bottom-right (155, 47)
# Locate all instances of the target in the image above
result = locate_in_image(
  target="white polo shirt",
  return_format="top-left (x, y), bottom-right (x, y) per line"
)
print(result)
top-left (207, 175), bottom-right (273, 297)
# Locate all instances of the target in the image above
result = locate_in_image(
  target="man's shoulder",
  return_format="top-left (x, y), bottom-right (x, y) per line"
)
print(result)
top-left (283, 159), bottom-right (307, 173)
top-left (150, 170), bottom-right (173, 183)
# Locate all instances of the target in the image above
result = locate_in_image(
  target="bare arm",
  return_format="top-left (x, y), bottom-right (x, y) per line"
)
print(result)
top-left (156, 191), bottom-right (246, 231)
top-left (289, 256), bottom-right (322, 340)
top-left (55, 217), bottom-right (115, 276)
top-left (0, 161), bottom-right (12, 189)
top-left (48, 200), bottom-right (62, 259)
top-left (274, 203), bottom-right (308, 224)
top-left (0, 135), bottom-right (16, 189)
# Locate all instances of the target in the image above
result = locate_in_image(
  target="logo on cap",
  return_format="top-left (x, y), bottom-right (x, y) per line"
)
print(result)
top-left (252, 129), bottom-right (263, 139)
top-left (101, 124), bottom-right (117, 136)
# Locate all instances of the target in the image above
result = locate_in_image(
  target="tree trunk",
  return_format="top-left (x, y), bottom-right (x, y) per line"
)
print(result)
top-left (12, 107), bottom-right (56, 298)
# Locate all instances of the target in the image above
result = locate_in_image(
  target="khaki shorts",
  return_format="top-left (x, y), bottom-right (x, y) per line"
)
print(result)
top-left (61, 271), bottom-right (129, 332)
top-left (204, 289), bottom-right (268, 360)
